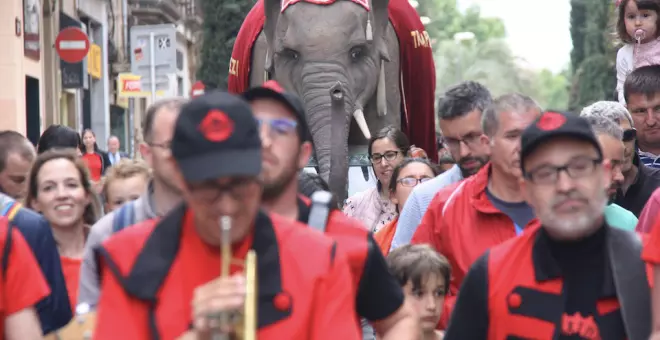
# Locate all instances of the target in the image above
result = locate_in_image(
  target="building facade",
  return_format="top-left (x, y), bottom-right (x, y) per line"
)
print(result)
top-left (0, 0), bottom-right (47, 143)
top-left (1, 0), bottom-right (200, 150)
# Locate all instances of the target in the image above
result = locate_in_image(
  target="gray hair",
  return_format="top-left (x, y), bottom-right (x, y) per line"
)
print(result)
top-left (580, 101), bottom-right (634, 128)
top-left (583, 115), bottom-right (624, 140)
top-left (143, 97), bottom-right (187, 142)
top-left (481, 93), bottom-right (542, 137)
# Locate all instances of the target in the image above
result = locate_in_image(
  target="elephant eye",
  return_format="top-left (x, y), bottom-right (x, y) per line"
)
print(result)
top-left (281, 48), bottom-right (300, 61)
top-left (350, 46), bottom-right (366, 61)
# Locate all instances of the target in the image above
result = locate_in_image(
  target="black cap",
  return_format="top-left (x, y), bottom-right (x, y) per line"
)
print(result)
top-left (520, 111), bottom-right (603, 170)
top-left (171, 91), bottom-right (262, 182)
top-left (242, 80), bottom-right (312, 142)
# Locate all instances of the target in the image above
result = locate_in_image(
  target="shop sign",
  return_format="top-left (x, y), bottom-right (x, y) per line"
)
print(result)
top-left (23, 0), bottom-right (41, 60)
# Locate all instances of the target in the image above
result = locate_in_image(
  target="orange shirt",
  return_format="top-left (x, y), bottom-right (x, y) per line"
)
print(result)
top-left (60, 256), bottom-right (82, 311)
top-left (374, 217), bottom-right (398, 255)
top-left (82, 153), bottom-right (102, 181)
top-left (0, 220), bottom-right (51, 336)
top-left (94, 206), bottom-right (360, 340)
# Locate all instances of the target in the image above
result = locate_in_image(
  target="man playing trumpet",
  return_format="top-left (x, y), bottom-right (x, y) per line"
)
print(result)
top-left (92, 91), bottom-right (361, 339)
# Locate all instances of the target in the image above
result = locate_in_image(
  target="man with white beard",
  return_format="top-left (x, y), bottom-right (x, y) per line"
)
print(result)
top-left (445, 111), bottom-right (651, 339)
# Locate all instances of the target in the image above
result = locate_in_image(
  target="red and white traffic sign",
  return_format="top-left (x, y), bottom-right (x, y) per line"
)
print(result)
top-left (55, 27), bottom-right (90, 64)
top-left (191, 80), bottom-right (206, 98)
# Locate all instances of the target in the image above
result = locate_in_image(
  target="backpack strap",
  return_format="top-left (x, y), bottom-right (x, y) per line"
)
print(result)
top-left (1, 218), bottom-right (13, 274)
top-left (0, 200), bottom-right (20, 274)
top-left (307, 191), bottom-right (332, 232)
top-left (608, 228), bottom-right (651, 340)
top-left (112, 202), bottom-right (136, 233)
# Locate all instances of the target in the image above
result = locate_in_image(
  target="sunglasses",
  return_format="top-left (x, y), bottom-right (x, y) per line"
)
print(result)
top-left (623, 128), bottom-right (636, 142)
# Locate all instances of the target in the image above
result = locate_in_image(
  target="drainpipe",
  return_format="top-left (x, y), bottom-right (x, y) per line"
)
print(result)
top-left (122, 0), bottom-right (135, 157)
top-left (122, 0), bottom-right (129, 59)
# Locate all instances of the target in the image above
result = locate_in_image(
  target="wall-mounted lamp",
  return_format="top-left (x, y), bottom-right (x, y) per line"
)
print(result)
top-left (15, 18), bottom-right (21, 37)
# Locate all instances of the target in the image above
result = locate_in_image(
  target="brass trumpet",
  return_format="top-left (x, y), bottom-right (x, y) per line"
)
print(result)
top-left (211, 216), bottom-right (257, 340)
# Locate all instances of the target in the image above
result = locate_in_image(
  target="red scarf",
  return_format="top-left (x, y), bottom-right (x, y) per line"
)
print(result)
top-left (228, 0), bottom-right (437, 161)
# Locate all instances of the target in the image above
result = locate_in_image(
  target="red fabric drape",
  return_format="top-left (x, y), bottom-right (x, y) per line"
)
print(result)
top-left (228, 0), bottom-right (437, 161)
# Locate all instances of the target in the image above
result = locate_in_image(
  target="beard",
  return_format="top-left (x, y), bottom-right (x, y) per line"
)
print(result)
top-left (458, 156), bottom-right (489, 178)
top-left (262, 157), bottom-right (299, 201)
top-left (539, 187), bottom-right (607, 240)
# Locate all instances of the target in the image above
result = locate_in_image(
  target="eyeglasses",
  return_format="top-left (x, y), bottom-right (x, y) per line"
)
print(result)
top-left (443, 133), bottom-right (482, 151)
top-left (187, 177), bottom-right (257, 202)
top-left (370, 150), bottom-right (400, 164)
top-left (257, 118), bottom-right (298, 138)
top-left (397, 176), bottom-right (432, 187)
top-left (623, 128), bottom-right (636, 142)
top-left (524, 156), bottom-right (602, 185)
top-left (148, 140), bottom-right (171, 149)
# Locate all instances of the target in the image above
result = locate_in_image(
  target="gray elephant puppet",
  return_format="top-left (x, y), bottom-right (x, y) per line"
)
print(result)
top-left (228, 0), bottom-right (438, 202)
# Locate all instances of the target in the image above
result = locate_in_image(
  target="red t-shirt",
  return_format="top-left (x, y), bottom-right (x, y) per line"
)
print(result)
top-left (0, 220), bottom-right (51, 336)
top-left (82, 153), bottom-right (102, 181)
top-left (642, 218), bottom-right (660, 265)
top-left (94, 208), bottom-right (360, 340)
top-left (60, 256), bottom-right (82, 311)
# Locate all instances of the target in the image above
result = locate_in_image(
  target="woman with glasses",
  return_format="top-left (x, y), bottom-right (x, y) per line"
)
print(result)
top-left (343, 127), bottom-right (412, 232)
top-left (375, 158), bottom-right (439, 254)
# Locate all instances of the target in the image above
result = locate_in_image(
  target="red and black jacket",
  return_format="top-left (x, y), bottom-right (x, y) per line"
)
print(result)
top-left (297, 197), bottom-right (404, 321)
top-left (444, 225), bottom-right (651, 340)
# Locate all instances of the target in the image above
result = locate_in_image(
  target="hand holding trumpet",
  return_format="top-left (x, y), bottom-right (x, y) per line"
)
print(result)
top-left (192, 274), bottom-right (247, 336)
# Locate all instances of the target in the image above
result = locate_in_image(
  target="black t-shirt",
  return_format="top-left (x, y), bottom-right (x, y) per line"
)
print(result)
top-left (485, 187), bottom-right (535, 230)
top-left (615, 161), bottom-right (660, 217)
top-left (296, 197), bottom-right (404, 321)
top-left (548, 227), bottom-right (608, 339)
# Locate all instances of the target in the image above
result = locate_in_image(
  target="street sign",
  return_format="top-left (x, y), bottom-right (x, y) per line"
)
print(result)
top-left (117, 73), bottom-right (165, 98)
top-left (191, 81), bottom-right (205, 98)
top-left (56, 27), bottom-right (90, 64)
top-left (130, 24), bottom-right (177, 100)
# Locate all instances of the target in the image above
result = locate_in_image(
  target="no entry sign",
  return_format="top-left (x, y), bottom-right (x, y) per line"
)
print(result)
top-left (56, 27), bottom-right (90, 64)
top-left (191, 80), bottom-right (205, 98)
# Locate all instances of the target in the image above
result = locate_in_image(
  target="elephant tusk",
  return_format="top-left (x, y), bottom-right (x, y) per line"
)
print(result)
top-left (353, 109), bottom-right (372, 139)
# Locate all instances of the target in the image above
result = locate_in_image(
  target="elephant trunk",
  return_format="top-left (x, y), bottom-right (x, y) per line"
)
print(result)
top-left (329, 83), bottom-right (348, 204)
top-left (301, 63), bottom-right (352, 204)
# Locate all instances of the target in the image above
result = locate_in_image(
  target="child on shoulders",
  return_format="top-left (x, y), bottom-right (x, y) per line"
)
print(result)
top-left (615, 0), bottom-right (660, 104)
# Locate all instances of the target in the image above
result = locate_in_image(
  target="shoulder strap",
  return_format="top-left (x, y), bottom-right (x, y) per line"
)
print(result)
top-left (0, 200), bottom-right (20, 222)
top-left (307, 191), bottom-right (332, 232)
top-left (2, 219), bottom-right (13, 274)
top-left (112, 202), bottom-right (136, 233)
top-left (0, 200), bottom-right (20, 274)
top-left (608, 228), bottom-right (651, 340)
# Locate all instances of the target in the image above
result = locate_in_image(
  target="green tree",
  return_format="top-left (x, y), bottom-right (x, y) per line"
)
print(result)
top-left (532, 68), bottom-right (570, 110)
top-left (434, 39), bottom-right (535, 96)
top-left (197, 0), bottom-right (254, 90)
top-left (417, 0), bottom-right (505, 45)
top-left (568, 0), bottom-right (616, 110)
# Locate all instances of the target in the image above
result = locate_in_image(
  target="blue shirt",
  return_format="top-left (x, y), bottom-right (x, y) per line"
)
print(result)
top-left (0, 195), bottom-right (71, 333)
top-left (390, 165), bottom-right (463, 251)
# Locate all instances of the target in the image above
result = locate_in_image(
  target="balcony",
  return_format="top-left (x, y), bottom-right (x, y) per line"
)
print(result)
top-left (129, 0), bottom-right (182, 24)
top-left (177, 0), bottom-right (203, 30)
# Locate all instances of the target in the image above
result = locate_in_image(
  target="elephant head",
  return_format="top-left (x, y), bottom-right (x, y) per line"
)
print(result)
top-left (262, 0), bottom-right (391, 203)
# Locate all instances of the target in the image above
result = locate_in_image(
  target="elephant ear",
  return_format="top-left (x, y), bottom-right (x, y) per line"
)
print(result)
top-left (369, 0), bottom-right (390, 61)
top-left (263, 0), bottom-right (281, 72)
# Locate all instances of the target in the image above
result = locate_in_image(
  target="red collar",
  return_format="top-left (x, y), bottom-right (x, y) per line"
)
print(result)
top-left (281, 0), bottom-right (369, 12)
top-left (465, 163), bottom-right (502, 215)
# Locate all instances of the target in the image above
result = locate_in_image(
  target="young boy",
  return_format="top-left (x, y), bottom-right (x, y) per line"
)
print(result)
top-left (101, 159), bottom-right (151, 212)
top-left (387, 244), bottom-right (450, 340)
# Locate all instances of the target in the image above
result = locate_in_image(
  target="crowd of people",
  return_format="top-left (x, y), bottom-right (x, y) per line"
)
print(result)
top-left (0, 63), bottom-right (659, 338)
top-left (2, 0), bottom-right (660, 336)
